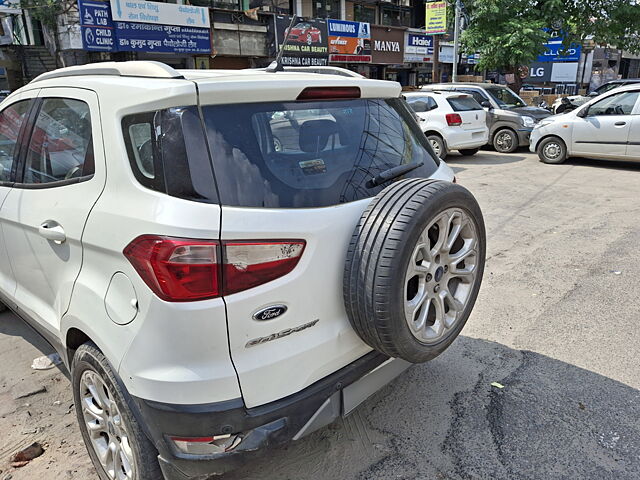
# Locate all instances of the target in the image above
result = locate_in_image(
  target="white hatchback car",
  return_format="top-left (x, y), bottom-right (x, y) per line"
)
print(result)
top-left (404, 91), bottom-right (489, 160)
top-left (532, 84), bottom-right (640, 164)
top-left (0, 61), bottom-right (486, 480)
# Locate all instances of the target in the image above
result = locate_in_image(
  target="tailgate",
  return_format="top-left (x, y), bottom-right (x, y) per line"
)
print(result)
top-left (459, 109), bottom-right (486, 130)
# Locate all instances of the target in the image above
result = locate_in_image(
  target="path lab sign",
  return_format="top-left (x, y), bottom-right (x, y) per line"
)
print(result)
top-left (79, 0), bottom-right (115, 51)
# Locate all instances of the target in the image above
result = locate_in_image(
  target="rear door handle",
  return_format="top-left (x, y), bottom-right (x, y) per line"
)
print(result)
top-left (38, 220), bottom-right (66, 244)
top-left (615, 121), bottom-right (627, 126)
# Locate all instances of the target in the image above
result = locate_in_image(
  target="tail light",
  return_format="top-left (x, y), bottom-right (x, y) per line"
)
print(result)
top-left (446, 113), bottom-right (463, 126)
top-left (124, 236), bottom-right (305, 302)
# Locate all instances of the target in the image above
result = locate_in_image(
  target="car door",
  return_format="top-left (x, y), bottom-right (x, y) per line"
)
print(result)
top-left (0, 92), bottom-right (38, 303)
top-left (1, 88), bottom-right (106, 335)
top-left (624, 94), bottom-right (640, 161)
top-left (572, 90), bottom-right (640, 159)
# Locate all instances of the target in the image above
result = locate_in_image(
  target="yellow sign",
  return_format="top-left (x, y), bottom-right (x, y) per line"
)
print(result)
top-left (426, 1), bottom-right (447, 35)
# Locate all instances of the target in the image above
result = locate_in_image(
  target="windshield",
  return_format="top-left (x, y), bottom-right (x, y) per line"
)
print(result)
top-left (201, 98), bottom-right (439, 208)
top-left (594, 82), bottom-right (624, 95)
top-left (484, 86), bottom-right (527, 108)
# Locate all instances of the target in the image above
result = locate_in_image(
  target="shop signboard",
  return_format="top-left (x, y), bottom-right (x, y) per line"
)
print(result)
top-left (405, 33), bottom-right (433, 62)
top-left (537, 36), bottom-right (581, 62)
top-left (425, 1), bottom-right (447, 35)
top-left (78, 0), bottom-right (116, 51)
top-left (110, 0), bottom-right (210, 29)
top-left (274, 15), bottom-right (329, 67)
top-left (523, 62), bottom-right (552, 82)
top-left (114, 22), bottom-right (211, 54)
top-left (550, 62), bottom-right (578, 82)
top-left (327, 19), bottom-right (371, 63)
top-left (371, 26), bottom-right (404, 65)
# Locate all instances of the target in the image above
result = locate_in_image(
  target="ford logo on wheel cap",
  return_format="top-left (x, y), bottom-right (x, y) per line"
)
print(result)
top-left (253, 305), bottom-right (288, 321)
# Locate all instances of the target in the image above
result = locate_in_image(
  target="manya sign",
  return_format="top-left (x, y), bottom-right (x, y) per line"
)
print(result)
top-left (370, 26), bottom-right (404, 64)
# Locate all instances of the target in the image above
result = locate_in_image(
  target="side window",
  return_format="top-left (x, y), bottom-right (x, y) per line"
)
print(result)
top-left (0, 100), bottom-right (31, 183)
top-left (23, 98), bottom-right (94, 185)
top-left (426, 97), bottom-right (438, 111)
top-left (588, 91), bottom-right (640, 116)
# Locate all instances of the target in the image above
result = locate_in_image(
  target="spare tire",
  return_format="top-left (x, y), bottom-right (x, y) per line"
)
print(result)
top-left (344, 178), bottom-right (485, 363)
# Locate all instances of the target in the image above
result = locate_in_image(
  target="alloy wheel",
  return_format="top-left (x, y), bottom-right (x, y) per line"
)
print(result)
top-left (404, 208), bottom-right (479, 344)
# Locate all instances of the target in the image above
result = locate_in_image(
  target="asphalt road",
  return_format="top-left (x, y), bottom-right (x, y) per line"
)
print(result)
top-left (1, 149), bottom-right (640, 480)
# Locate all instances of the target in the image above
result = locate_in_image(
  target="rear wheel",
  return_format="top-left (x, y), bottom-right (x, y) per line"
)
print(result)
top-left (537, 136), bottom-right (567, 164)
top-left (344, 179), bottom-right (486, 363)
top-left (493, 128), bottom-right (518, 153)
top-left (458, 148), bottom-right (479, 156)
top-left (427, 135), bottom-right (447, 160)
top-left (72, 343), bottom-right (161, 480)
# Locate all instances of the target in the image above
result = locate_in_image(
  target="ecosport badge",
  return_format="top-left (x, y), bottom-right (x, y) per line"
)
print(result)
top-left (245, 319), bottom-right (320, 348)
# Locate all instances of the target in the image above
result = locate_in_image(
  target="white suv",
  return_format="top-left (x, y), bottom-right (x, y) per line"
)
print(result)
top-left (404, 91), bottom-right (489, 159)
top-left (0, 61), bottom-right (486, 480)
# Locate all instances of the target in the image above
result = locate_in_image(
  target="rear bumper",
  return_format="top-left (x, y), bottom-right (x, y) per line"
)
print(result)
top-left (444, 129), bottom-right (488, 150)
top-left (132, 351), bottom-right (410, 480)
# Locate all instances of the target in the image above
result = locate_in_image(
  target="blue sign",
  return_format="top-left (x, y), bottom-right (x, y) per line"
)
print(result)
top-left (407, 34), bottom-right (433, 54)
top-left (114, 22), bottom-right (210, 54)
top-left (327, 19), bottom-right (370, 39)
top-left (537, 37), bottom-right (581, 62)
top-left (79, 0), bottom-right (116, 51)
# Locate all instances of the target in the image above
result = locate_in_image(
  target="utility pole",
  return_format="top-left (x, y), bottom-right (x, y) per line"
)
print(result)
top-left (452, 0), bottom-right (461, 82)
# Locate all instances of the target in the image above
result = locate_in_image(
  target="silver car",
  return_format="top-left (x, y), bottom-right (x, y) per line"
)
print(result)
top-left (423, 83), bottom-right (551, 153)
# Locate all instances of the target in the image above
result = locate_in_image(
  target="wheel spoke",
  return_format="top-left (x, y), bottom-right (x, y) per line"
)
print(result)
top-left (405, 288), bottom-right (428, 324)
top-left (445, 211), bottom-right (464, 251)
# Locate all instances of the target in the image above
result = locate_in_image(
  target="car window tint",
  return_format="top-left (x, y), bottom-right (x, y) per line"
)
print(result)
top-left (128, 122), bottom-right (154, 179)
top-left (588, 91), bottom-right (640, 116)
top-left (24, 98), bottom-right (94, 184)
top-left (457, 89), bottom-right (487, 105)
top-left (427, 97), bottom-right (438, 110)
top-left (0, 100), bottom-right (31, 182)
top-left (447, 96), bottom-right (482, 111)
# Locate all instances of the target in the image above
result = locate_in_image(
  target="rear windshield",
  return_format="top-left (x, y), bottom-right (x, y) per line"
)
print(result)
top-left (201, 98), bottom-right (439, 208)
top-left (447, 96), bottom-right (482, 112)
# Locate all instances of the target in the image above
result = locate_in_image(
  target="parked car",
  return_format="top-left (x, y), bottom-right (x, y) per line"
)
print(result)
top-left (531, 84), bottom-right (640, 164)
top-left (285, 22), bottom-right (322, 45)
top-left (0, 61), bottom-right (486, 480)
top-left (551, 79), bottom-right (640, 114)
top-left (423, 83), bottom-right (551, 153)
top-left (404, 91), bottom-right (489, 159)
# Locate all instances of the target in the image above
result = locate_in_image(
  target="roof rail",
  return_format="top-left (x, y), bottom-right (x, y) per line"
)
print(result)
top-left (31, 61), bottom-right (184, 83)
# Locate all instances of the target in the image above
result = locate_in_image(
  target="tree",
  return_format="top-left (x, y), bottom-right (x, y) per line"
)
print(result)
top-left (460, 0), bottom-right (640, 92)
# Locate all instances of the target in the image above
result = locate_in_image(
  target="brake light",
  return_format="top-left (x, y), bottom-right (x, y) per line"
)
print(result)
top-left (297, 87), bottom-right (361, 101)
top-left (123, 236), bottom-right (305, 301)
top-left (446, 113), bottom-right (463, 126)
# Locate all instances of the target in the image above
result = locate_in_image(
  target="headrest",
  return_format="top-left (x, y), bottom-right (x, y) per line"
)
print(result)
top-left (299, 119), bottom-right (339, 153)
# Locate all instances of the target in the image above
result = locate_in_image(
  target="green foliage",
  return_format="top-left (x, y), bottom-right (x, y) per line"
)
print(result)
top-left (19, 0), bottom-right (72, 29)
top-left (461, 0), bottom-right (640, 74)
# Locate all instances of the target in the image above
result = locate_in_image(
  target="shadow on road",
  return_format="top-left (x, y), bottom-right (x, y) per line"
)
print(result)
top-left (565, 157), bottom-right (640, 172)
top-left (221, 336), bottom-right (640, 480)
top-left (448, 153), bottom-right (527, 166)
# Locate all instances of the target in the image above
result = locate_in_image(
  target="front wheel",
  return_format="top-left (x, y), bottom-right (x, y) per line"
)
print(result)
top-left (493, 129), bottom-right (518, 153)
top-left (427, 135), bottom-right (447, 160)
top-left (72, 343), bottom-right (162, 480)
top-left (458, 148), bottom-right (479, 156)
top-left (537, 136), bottom-right (567, 164)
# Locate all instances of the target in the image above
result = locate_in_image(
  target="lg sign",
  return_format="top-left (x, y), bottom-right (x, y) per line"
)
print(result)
top-left (530, 66), bottom-right (547, 77)
top-left (525, 62), bottom-right (552, 82)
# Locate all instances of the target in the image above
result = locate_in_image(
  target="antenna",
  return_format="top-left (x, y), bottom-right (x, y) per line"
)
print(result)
top-left (266, 14), bottom-right (299, 72)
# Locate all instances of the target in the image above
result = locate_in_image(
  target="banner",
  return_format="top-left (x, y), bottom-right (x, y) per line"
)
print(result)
top-left (110, 0), bottom-right (210, 28)
top-left (274, 16), bottom-right (329, 67)
top-left (328, 19), bottom-right (371, 63)
top-left (405, 33), bottom-right (433, 62)
top-left (425, 1), bottom-right (447, 35)
top-left (371, 26), bottom-right (404, 65)
top-left (537, 36), bottom-right (581, 62)
top-left (77, 0), bottom-right (210, 54)
top-left (114, 22), bottom-right (211, 54)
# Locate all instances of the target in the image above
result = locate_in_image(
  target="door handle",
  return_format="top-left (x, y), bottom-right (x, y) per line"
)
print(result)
top-left (615, 121), bottom-right (627, 126)
top-left (38, 220), bottom-right (66, 244)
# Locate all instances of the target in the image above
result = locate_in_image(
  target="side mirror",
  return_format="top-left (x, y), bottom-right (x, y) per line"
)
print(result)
top-left (480, 100), bottom-right (492, 109)
top-left (588, 91), bottom-right (599, 97)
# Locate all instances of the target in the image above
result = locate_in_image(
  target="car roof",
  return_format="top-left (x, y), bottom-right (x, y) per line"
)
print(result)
top-left (404, 90), bottom-right (469, 99)
top-left (6, 61), bottom-right (400, 110)
top-left (423, 83), bottom-right (495, 89)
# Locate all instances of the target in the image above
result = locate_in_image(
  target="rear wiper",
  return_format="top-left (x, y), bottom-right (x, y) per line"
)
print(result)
top-left (366, 162), bottom-right (424, 189)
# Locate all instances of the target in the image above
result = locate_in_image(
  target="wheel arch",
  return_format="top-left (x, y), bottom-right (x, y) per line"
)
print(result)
top-left (490, 124), bottom-right (518, 142)
top-left (423, 130), bottom-right (448, 149)
top-left (536, 133), bottom-right (569, 154)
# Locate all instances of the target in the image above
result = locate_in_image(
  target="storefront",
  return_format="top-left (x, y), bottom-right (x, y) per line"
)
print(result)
top-left (78, 0), bottom-right (212, 68)
top-left (404, 30), bottom-right (433, 85)
top-left (368, 25), bottom-right (407, 82)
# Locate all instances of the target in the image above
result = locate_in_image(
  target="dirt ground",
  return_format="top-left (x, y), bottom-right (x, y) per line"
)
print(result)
top-left (2, 149), bottom-right (640, 480)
